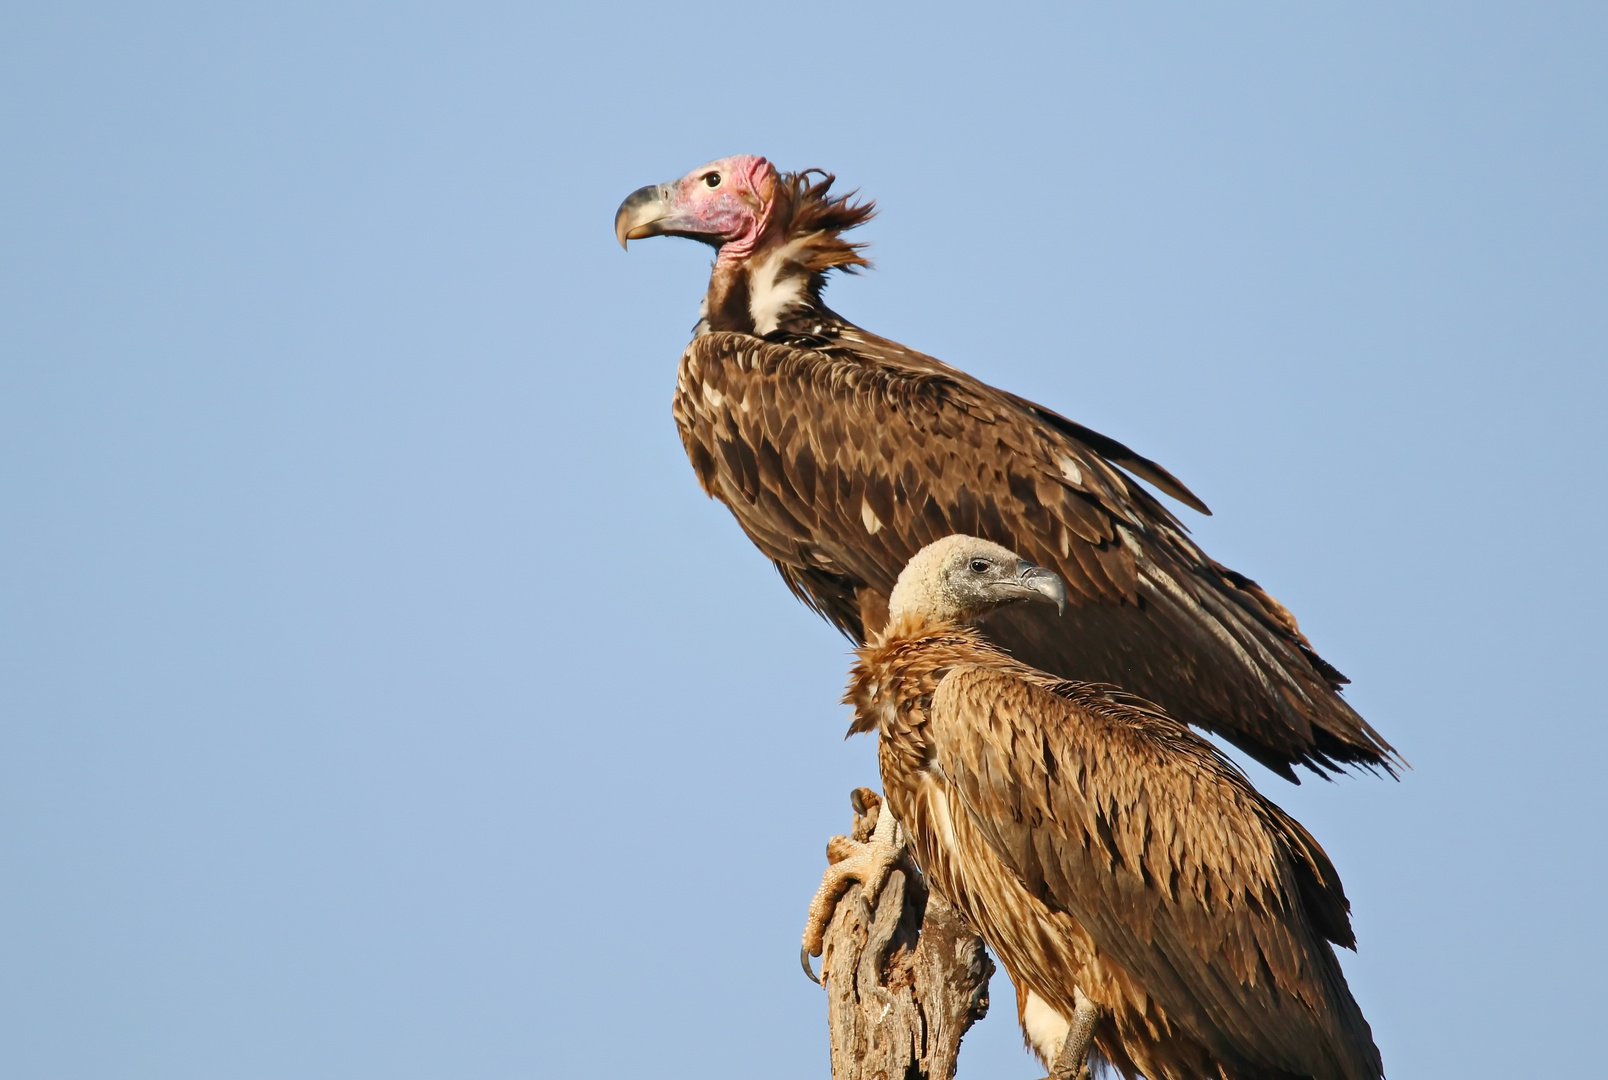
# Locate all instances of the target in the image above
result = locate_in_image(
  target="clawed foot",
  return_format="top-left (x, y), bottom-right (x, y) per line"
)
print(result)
top-left (800, 793), bottom-right (906, 984)
top-left (1031, 1064), bottom-right (1091, 1080)
top-left (1031, 1069), bottom-right (1090, 1080)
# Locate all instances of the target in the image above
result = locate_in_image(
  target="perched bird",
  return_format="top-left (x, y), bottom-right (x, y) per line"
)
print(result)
top-left (805, 534), bottom-right (1383, 1080)
top-left (616, 155), bottom-right (1397, 781)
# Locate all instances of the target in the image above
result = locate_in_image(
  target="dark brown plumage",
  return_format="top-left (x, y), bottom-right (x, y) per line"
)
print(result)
top-left (618, 155), bottom-right (1398, 780)
top-left (829, 535), bottom-right (1383, 1080)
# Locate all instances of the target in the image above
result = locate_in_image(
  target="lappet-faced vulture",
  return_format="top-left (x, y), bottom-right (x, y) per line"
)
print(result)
top-left (616, 155), bottom-right (1397, 780)
top-left (803, 534), bottom-right (1383, 1080)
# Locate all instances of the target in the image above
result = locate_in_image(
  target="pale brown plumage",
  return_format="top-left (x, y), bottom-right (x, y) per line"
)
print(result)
top-left (619, 156), bottom-right (1399, 781)
top-left (842, 536), bottom-right (1382, 1080)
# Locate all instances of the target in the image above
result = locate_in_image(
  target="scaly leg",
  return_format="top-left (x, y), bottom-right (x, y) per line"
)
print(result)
top-left (800, 803), bottom-right (906, 983)
top-left (1041, 988), bottom-right (1099, 1080)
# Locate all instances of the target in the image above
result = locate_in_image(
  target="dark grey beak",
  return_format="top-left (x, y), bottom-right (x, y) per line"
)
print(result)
top-left (1018, 563), bottom-right (1067, 615)
top-left (614, 182), bottom-right (675, 249)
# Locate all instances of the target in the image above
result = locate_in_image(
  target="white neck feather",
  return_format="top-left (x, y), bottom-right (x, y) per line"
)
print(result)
top-left (747, 235), bottom-right (813, 334)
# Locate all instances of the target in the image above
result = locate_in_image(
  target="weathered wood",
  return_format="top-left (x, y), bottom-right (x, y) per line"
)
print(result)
top-left (818, 788), bottom-right (993, 1080)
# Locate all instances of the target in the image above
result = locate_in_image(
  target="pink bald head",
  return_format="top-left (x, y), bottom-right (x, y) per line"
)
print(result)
top-left (614, 155), bottom-right (780, 263)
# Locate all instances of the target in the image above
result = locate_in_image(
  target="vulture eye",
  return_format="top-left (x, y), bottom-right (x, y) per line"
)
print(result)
top-left (704, 172), bottom-right (721, 188)
top-left (969, 559), bottom-right (990, 573)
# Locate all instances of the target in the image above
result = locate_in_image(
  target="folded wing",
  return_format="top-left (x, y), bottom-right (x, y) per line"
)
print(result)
top-left (675, 330), bottom-right (1397, 778)
top-left (927, 666), bottom-right (1383, 1080)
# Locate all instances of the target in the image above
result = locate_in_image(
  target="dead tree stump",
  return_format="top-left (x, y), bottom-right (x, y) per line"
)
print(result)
top-left (818, 788), bottom-right (994, 1080)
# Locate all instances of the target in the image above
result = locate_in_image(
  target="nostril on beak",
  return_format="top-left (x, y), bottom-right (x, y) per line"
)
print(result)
top-left (1020, 565), bottom-right (1067, 615)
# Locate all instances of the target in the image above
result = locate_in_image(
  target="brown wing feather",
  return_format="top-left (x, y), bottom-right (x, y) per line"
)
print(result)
top-left (674, 330), bottom-right (1397, 778)
top-left (929, 666), bottom-right (1383, 1080)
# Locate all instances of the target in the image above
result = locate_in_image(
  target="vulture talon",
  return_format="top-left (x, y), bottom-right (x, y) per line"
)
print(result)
top-left (801, 945), bottom-right (820, 985)
top-left (799, 809), bottom-right (906, 980)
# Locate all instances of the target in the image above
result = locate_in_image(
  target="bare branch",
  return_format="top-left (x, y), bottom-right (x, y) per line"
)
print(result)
top-left (818, 788), bottom-right (994, 1080)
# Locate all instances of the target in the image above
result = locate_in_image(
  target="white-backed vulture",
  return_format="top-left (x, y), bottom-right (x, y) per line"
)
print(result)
top-left (616, 156), bottom-right (1398, 781)
top-left (804, 534), bottom-right (1383, 1080)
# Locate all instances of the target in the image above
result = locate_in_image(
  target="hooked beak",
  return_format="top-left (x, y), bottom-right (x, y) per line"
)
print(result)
top-left (614, 182), bottom-right (677, 249)
top-left (1016, 562), bottom-right (1067, 615)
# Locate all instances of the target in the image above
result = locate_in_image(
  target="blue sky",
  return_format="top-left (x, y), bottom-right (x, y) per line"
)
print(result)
top-left (1, 4), bottom-right (1603, 1078)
